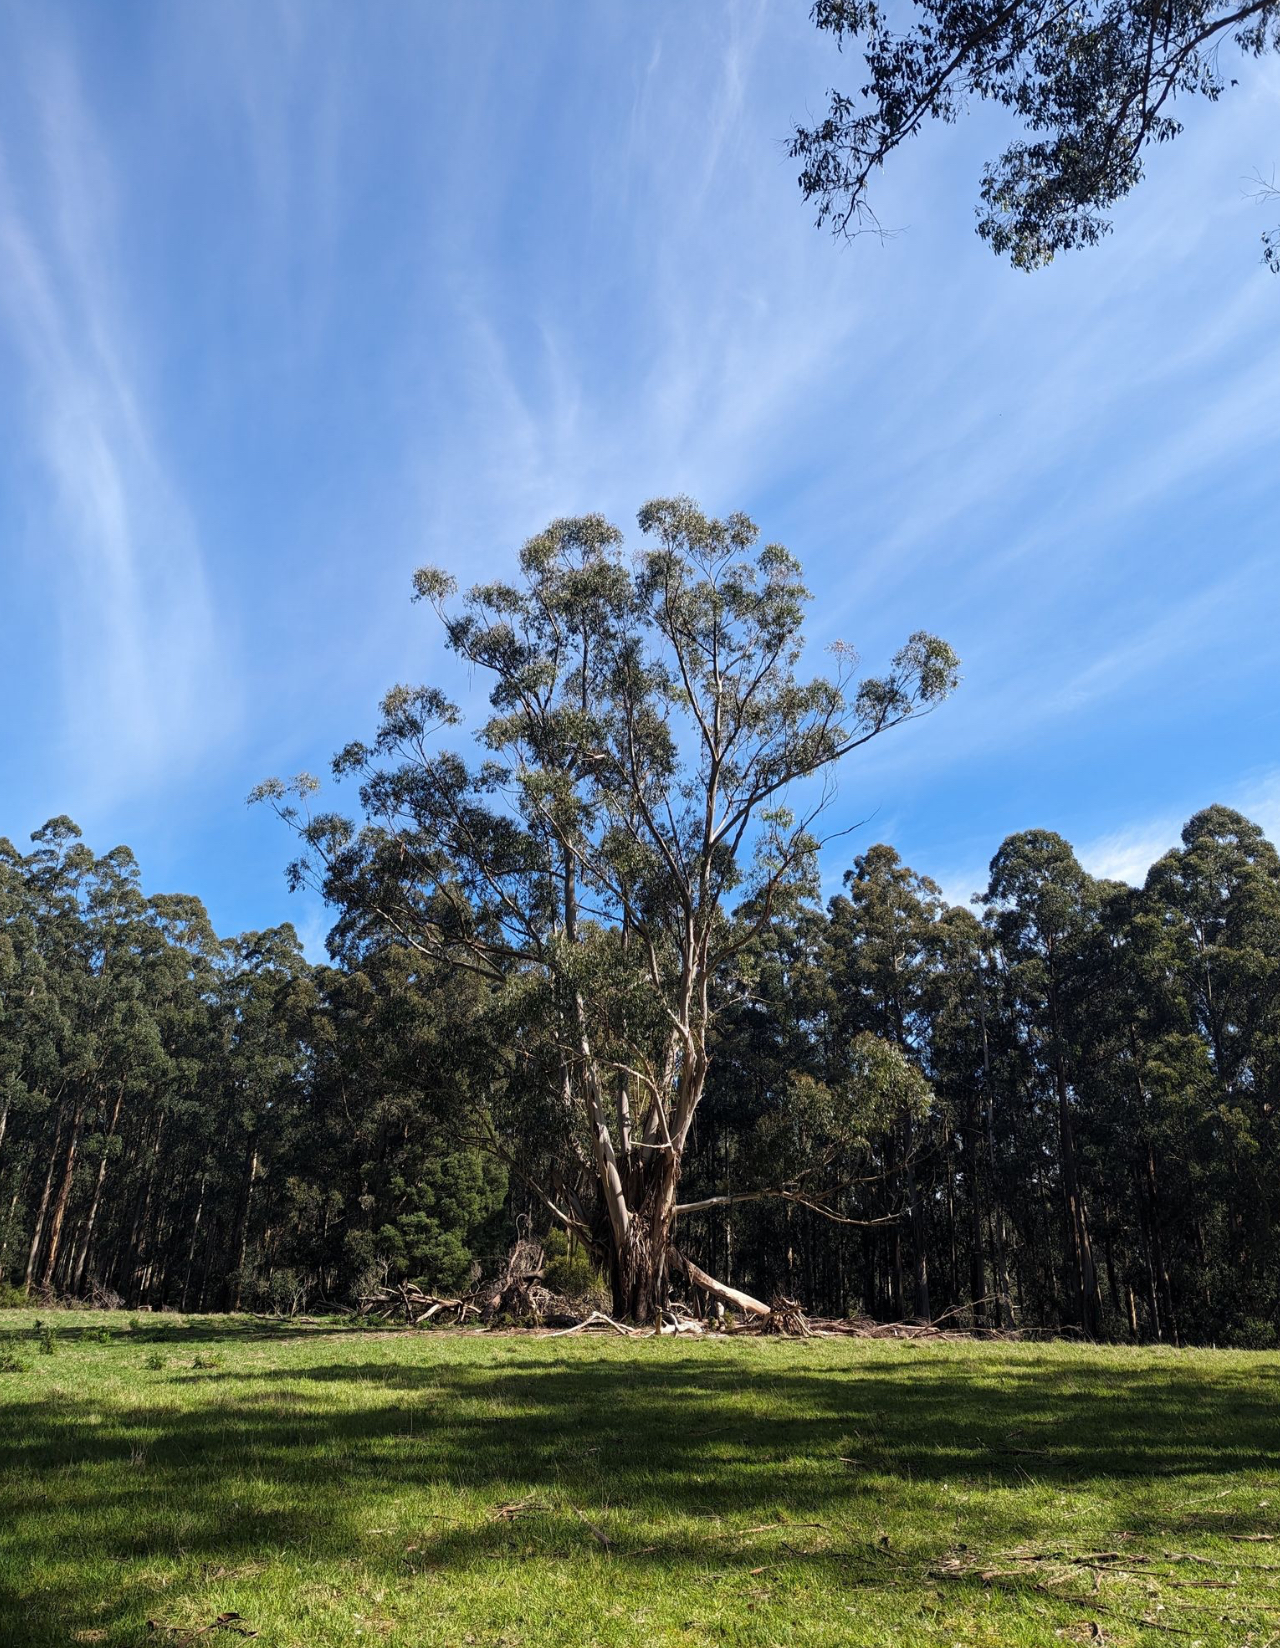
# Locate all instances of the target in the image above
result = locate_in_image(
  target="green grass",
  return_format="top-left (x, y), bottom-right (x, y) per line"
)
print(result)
top-left (3, 1311), bottom-right (1280, 1646)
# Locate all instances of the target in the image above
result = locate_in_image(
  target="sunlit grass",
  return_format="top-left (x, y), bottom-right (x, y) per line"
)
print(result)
top-left (2, 1309), bottom-right (1279, 1645)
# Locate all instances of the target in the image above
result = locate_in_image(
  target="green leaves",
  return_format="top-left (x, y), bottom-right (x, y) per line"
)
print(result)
top-left (249, 495), bottom-right (957, 1312)
top-left (411, 565), bottom-right (457, 605)
top-left (264, 497), bottom-right (957, 1025)
top-left (843, 1031), bottom-right (935, 1129)
top-left (796, 0), bottom-right (1280, 270)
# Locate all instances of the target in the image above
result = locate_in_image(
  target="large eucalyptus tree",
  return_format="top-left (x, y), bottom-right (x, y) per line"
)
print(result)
top-left (256, 498), bottom-right (957, 1320)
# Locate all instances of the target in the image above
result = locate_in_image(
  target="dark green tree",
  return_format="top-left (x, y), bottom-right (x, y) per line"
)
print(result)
top-left (1139, 807), bottom-right (1280, 1334)
top-left (982, 830), bottom-right (1104, 1335)
top-left (825, 845), bottom-right (945, 1320)
top-left (793, 0), bottom-right (1280, 270)
top-left (8, 795), bottom-right (1280, 1341)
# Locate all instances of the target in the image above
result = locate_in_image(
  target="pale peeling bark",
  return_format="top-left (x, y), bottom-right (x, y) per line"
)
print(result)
top-left (678, 1253), bottom-right (771, 1318)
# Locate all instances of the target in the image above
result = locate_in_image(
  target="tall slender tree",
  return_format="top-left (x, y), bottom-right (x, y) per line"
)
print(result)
top-left (983, 831), bottom-right (1104, 1335)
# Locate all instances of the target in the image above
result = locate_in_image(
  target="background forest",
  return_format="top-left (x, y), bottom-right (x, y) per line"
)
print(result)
top-left (4, 798), bottom-right (1278, 1346)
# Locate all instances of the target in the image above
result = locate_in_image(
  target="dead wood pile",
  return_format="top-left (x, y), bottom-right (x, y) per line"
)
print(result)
top-left (759, 1295), bottom-right (811, 1336)
top-left (360, 1239), bottom-right (1019, 1339)
top-left (795, 1314), bottom-right (999, 1340)
top-left (359, 1237), bottom-right (582, 1328)
top-left (356, 1280), bottom-right (482, 1326)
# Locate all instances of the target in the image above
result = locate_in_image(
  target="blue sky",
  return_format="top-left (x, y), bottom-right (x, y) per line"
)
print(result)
top-left (2, 0), bottom-right (1278, 952)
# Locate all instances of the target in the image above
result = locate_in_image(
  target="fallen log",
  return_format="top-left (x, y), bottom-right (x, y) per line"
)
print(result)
top-left (544, 1311), bottom-right (649, 1338)
top-left (677, 1254), bottom-right (771, 1319)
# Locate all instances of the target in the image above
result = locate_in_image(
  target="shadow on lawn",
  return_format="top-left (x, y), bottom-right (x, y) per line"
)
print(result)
top-left (2, 1344), bottom-right (1279, 1643)
top-left (0, 1312), bottom-right (358, 1346)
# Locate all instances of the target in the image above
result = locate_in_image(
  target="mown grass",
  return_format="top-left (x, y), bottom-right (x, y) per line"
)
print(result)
top-left (2, 1311), bottom-right (1279, 1646)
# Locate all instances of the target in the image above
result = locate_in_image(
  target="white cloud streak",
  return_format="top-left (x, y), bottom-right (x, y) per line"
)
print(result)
top-left (1078, 767), bottom-right (1280, 885)
top-left (0, 26), bottom-right (227, 805)
top-left (2, 0), bottom-right (1274, 945)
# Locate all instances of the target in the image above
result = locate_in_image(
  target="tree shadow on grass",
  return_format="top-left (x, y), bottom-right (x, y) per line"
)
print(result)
top-left (0, 1310), bottom-right (361, 1347)
top-left (3, 1344), bottom-right (1279, 1644)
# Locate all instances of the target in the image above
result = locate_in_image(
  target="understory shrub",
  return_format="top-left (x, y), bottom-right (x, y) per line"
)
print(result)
top-left (542, 1229), bottom-right (607, 1306)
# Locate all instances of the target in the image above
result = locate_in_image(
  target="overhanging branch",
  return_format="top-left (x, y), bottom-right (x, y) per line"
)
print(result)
top-left (673, 1187), bottom-right (901, 1226)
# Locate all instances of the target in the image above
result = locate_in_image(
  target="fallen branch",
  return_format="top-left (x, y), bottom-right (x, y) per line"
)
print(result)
top-left (543, 1311), bottom-right (649, 1339)
top-left (675, 1253), bottom-right (770, 1319)
top-left (570, 1503), bottom-right (613, 1549)
top-left (357, 1282), bottom-right (480, 1327)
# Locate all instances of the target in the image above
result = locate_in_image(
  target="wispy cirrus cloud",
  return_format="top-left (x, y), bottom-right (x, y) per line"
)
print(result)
top-left (0, 25), bottom-right (228, 806)
top-left (0, 0), bottom-right (1275, 952)
top-left (1079, 768), bottom-right (1280, 885)
top-left (400, 6), bottom-right (869, 565)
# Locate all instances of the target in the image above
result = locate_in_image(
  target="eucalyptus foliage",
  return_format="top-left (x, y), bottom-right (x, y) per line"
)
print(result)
top-left (793, 0), bottom-right (1280, 269)
top-left (255, 497), bottom-right (957, 1318)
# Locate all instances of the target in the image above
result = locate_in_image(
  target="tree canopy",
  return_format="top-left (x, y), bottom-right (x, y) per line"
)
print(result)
top-left (4, 796), bottom-right (1280, 1343)
top-left (792, 0), bottom-right (1280, 270)
top-left (254, 497), bottom-right (958, 1320)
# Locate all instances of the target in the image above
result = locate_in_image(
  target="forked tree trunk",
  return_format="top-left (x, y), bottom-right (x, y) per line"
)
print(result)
top-left (603, 1205), bottom-right (773, 1323)
top-left (608, 1196), bottom-right (666, 1321)
top-left (604, 1143), bottom-right (683, 1321)
top-left (585, 1073), bottom-right (771, 1323)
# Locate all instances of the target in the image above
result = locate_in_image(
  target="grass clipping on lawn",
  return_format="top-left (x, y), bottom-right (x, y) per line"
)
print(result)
top-left (2, 1311), bottom-right (1279, 1646)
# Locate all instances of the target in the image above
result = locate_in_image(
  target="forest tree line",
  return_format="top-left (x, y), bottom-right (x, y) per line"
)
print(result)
top-left (3, 801), bottom-right (1279, 1345)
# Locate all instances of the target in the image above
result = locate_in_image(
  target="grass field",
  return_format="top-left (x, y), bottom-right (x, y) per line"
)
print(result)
top-left (3, 1312), bottom-right (1280, 1646)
